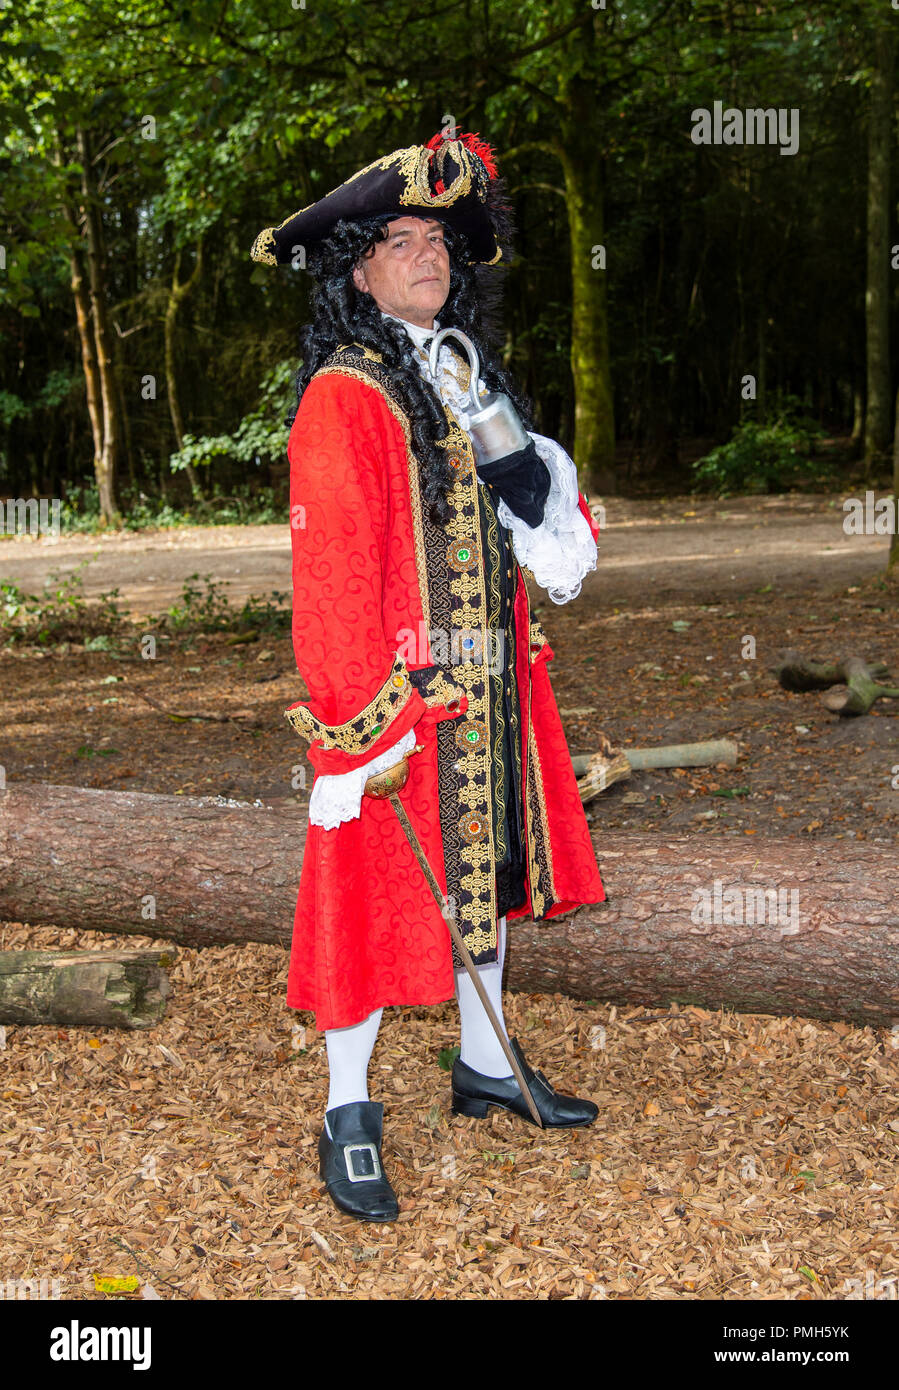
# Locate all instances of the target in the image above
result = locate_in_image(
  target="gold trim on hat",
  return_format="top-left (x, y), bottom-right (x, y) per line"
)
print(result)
top-left (250, 140), bottom-right (499, 265)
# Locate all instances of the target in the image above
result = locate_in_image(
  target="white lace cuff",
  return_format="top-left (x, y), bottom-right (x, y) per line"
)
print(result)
top-left (496, 431), bottom-right (598, 604)
top-left (308, 727), bottom-right (417, 831)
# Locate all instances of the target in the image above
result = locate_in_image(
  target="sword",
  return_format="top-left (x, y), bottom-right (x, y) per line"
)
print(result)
top-left (363, 747), bottom-right (543, 1127)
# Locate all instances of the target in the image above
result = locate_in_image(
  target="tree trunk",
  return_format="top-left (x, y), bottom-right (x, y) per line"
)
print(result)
top-left (55, 135), bottom-right (105, 505)
top-left (164, 242), bottom-right (205, 501)
top-left (864, 22), bottom-right (895, 473)
top-left (76, 126), bottom-right (122, 527)
top-left (559, 77), bottom-right (616, 496)
top-left (773, 648), bottom-right (899, 714)
top-left (2, 783), bottom-right (897, 1028)
top-left (0, 949), bottom-right (174, 1028)
top-left (850, 384), bottom-right (864, 447)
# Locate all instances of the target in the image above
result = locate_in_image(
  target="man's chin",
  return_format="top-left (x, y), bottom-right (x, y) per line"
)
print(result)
top-left (411, 286), bottom-right (449, 318)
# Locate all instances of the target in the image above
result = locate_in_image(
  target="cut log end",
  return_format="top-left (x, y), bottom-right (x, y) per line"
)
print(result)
top-left (0, 950), bottom-right (175, 1029)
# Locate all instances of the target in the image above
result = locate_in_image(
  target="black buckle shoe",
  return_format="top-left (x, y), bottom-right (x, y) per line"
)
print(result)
top-left (318, 1101), bottom-right (399, 1222)
top-left (451, 1037), bottom-right (598, 1128)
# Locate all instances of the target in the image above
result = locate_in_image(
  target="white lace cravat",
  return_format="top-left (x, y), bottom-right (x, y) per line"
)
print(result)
top-left (389, 311), bottom-right (598, 604)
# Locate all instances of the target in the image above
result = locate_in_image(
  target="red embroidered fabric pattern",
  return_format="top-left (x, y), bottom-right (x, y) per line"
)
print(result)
top-left (285, 366), bottom-right (604, 1029)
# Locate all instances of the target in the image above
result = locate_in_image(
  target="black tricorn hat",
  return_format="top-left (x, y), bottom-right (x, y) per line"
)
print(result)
top-left (250, 130), bottom-right (510, 267)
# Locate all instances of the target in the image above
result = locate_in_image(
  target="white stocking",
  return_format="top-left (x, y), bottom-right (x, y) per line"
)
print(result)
top-left (323, 1006), bottom-right (384, 1134)
top-left (454, 914), bottom-right (514, 1079)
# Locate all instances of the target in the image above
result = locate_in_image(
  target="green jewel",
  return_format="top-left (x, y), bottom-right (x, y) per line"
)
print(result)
top-left (466, 730), bottom-right (478, 743)
top-left (458, 548), bottom-right (470, 560)
top-left (371, 724), bottom-right (381, 736)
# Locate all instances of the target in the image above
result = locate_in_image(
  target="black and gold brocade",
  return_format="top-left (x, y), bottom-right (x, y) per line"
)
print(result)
top-left (311, 343), bottom-right (557, 967)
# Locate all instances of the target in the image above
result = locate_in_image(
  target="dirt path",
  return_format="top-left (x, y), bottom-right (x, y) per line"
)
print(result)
top-left (1, 493), bottom-right (887, 615)
top-left (2, 489), bottom-right (896, 842)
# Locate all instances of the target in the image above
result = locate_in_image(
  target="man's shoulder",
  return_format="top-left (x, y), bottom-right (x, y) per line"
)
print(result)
top-left (310, 343), bottom-right (399, 402)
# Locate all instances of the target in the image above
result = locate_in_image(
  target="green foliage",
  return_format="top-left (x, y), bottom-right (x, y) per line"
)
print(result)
top-left (0, 558), bottom-right (124, 647)
top-left (0, 0), bottom-right (885, 509)
top-left (0, 370), bottom-right (82, 477)
top-left (0, 392), bottom-right (29, 428)
top-left (0, 558), bottom-right (288, 649)
top-left (57, 481), bottom-right (286, 532)
top-left (58, 482), bottom-right (102, 530)
top-left (691, 398), bottom-right (830, 497)
top-left (160, 572), bottom-right (290, 637)
top-left (168, 361), bottom-right (295, 477)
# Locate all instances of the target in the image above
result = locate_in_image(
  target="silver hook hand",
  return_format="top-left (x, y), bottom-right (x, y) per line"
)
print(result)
top-left (427, 327), bottom-right (483, 412)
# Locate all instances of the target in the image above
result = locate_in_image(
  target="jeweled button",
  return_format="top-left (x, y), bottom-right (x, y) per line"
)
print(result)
top-left (454, 717), bottom-right (488, 753)
top-left (447, 538), bottom-right (478, 571)
top-left (459, 812), bottom-right (489, 844)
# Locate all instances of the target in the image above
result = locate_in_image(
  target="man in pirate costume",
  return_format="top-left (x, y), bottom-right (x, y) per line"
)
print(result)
top-left (251, 129), bottom-right (606, 1223)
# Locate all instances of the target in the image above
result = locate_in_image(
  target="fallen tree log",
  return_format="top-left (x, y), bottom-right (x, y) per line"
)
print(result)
top-left (1, 782), bottom-right (897, 1028)
top-left (772, 649), bottom-right (899, 715)
top-left (0, 948), bottom-right (174, 1028)
top-left (572, 739), bottom-right (739, 803)
top-left (571, 739), bottom-right (739, 779)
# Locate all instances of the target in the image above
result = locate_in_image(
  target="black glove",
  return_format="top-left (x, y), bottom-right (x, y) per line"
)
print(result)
top-left (475, 440), bottom-right (551, 529)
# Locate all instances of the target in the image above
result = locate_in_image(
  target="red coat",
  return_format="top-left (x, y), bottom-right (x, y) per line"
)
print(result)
top-left (284, 344), bottom-right (605, 1029)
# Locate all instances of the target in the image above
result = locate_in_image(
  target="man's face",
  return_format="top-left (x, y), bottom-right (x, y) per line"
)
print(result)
top-left (351, 216), bottom-right (450, 329)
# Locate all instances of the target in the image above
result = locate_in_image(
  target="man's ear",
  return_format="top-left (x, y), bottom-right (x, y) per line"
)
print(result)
top-left (352, 262), bottom-right (368, 294)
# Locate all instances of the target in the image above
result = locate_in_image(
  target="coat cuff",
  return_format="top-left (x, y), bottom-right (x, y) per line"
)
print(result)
top-left (285, 652), bottom-right (417, 758)
top-left (407, 665), bottom-right (469, 720)
top-left (528, 618), bottom-right (555, 666)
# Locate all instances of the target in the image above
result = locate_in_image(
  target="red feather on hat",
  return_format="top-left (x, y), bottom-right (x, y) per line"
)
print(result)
top-left (425, 129), bottom-right (499, 182)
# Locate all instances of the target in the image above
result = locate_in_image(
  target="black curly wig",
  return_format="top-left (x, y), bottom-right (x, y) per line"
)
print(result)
top-left (287, 213), bottom-right (534, 528)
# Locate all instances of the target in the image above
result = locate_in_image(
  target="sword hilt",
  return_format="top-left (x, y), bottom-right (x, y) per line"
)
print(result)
top-left (362, 744), bottom-right (424, 799)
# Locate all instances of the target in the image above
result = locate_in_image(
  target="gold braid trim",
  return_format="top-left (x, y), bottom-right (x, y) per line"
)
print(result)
top-left (285, 652), bottom-right (413, 753)
top-left (414, 667), bottom-right (466, 709)
top-left (312, 347), bottom-right (432, 633)
top-left (528, 618), bottom-right (550, 658)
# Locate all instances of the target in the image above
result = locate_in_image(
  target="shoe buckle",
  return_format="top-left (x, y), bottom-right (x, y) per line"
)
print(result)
top-left (343, 1141), bottom-right (382, 1183)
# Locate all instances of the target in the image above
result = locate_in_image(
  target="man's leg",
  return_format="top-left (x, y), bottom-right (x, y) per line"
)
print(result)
top-left (319, 1006), bottom-right (397, 1221)
top-left (323, 1006), bottom-right (383, 1132)
top-left (454, 914), bottom-right (514, 1078)
top-left (451, 914), bottom-right (599, 1128)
